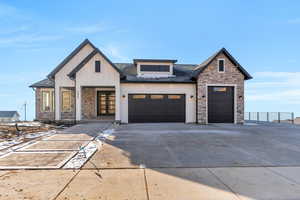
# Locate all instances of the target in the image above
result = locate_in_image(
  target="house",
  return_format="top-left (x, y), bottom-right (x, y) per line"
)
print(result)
top-left (0, 111), bottom-right (20, 122)
top-left (30, 39), bottom-right (252, 124)
top-left (295, 117), bottom-right (300, 124)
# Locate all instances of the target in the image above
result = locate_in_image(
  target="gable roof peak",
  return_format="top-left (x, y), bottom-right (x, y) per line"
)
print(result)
top-left (192, 47), bottom-right (252, 80)
top-left (47, 38), bottom-right (96, 79)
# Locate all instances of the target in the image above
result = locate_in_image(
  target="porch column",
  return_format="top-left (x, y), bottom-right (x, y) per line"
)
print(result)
top-left (115, 83), bottom-right (121, 121)
top-left (55, 85), bottom-right (60, 120)
top-left (76, 86), bottom-right (81, 121)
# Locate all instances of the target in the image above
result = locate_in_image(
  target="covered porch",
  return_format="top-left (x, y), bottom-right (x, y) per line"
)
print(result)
top-left (80, 86), bottom-right (117, 121)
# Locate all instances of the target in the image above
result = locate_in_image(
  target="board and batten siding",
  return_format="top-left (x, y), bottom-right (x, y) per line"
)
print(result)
top-left (120, 83), bottom-right (196, 123)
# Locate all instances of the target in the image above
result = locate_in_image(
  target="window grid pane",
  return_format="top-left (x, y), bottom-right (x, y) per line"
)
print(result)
top-left (62, 91), bottom-right (72, 112)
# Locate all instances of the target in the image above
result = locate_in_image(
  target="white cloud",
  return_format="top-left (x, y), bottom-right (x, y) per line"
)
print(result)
top-left (246, 71), bottom-right (300, 104)
top-left (66, 24), bottom-right (109, 34)
top-left (101, 44), bottom-right (130, 62)
top-left (0, 25), bottom-right (30, 35)
top-left (0, 34), bottom-right (63, 47)
top-left (247, 90), bottom-right (300, 104)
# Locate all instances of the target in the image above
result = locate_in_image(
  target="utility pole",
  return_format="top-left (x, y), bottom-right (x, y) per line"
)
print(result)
top-left (24, 101), bottom-right (27, 121)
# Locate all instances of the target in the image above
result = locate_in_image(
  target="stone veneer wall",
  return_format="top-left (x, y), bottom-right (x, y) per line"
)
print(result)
top-left (60, 87), bottom-right (76, 120)
top-left (197, 52), bottom-right (245, 124)
top-left (35, 88), bottom-right (55, 121)
top-left (81, 88), bottom-right (96, 119)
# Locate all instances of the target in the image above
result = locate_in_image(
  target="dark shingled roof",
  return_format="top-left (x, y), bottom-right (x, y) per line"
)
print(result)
top-left (133, 59), bottom-right (178, 64)
top-left (114, 63), bottom-right (197, 83)
top-left (0, 111), bottom-right (19, 118)
top-left (30, 79), bottom-right (54, 88)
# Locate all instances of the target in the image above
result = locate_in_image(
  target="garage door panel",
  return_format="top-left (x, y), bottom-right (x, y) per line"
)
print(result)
top-left (208, 86), bottom-right (234, 123)
top-left (128, 94), bottom-right (185, 123)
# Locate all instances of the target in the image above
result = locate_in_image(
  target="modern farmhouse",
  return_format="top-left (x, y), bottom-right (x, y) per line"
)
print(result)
top-left (30, 39), bottom-right (252, 124)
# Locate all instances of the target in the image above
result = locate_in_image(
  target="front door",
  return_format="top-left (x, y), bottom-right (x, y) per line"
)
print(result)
top-left (97, 91), bottom-right (115, 116)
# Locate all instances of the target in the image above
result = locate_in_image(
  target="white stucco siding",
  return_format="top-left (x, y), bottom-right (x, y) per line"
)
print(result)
top-left (75, 52), bottom-right (121, 120)
top-left (120, 83), bottom-right (197, 123)
top-left (54, 43), bottom-right (95, 120)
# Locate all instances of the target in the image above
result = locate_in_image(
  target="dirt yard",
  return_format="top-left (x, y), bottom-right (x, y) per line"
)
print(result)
top-left (0, 122), bottom-right (55, 140)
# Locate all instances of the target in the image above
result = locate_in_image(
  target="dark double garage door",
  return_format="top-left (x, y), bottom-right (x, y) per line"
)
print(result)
top-left (128, 94), bottom-right (185, 123)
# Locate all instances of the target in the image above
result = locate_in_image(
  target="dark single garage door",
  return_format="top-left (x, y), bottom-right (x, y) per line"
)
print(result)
top-left (208, 86), bottom-right (234, 123)
top-left (128, 94), bottom-right (185, 123)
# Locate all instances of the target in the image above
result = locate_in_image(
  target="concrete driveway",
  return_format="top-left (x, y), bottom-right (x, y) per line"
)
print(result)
top-left (2, 122), bottom-right (300, 200)
top-left (84, 122), bottom-right (300, 168)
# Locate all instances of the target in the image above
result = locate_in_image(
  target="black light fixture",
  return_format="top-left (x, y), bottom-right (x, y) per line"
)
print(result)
top-left (202, 95), bottom-right (206, 98)
top-left (190, 95), bottom-right (194, 99)
top-left (122, 94), bottom-right (126, 98)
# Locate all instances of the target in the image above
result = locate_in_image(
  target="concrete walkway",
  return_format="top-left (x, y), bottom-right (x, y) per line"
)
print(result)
top-left (1, 167), bottom-right (300, 199)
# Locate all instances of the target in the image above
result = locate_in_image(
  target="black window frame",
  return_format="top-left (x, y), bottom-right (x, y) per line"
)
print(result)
top-left (140, 65), bottom-right (170, 72)
top-left (218, 59), bottom-right (225, 72)
top-left (95, 60), bottom-right (101, 72)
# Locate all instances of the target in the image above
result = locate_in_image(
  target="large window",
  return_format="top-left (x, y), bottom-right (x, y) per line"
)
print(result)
top-left (41, 90), bottom-right (54, 112)
top-left (140, 65), bottom-right (170, 72)
top-left (62, 91), bottom-right (72, 112)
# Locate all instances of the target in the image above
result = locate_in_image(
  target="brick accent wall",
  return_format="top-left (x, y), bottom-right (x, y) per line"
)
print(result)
top-left (60, 87), bottom-right (76, 120)
top-left (81, 88), bottom-right (96, 119)
top-left (35, 88), bottom-right (55, 121)
top-left (197, 52), bottom-right (245, 124)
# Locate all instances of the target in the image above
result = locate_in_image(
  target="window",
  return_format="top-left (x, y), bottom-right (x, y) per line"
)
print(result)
top-left (132, 95), bottom-right (146, 99)
top-left (168, 95), bottom-right (181, 99)
top-left (95, 60), bottom-right (101, 72)
top-left (41, 91), bottom-right (54, 112)
top-left (218, 59), bottom-right (225, 72)
top-left (62, 91), bottom-right (72, 112)
top-left (213, 87), bottom-right (227, 92)
top-left (140, 65), bottom-right (170, 72)
top-left (150, 95), bottom-right (164, 99)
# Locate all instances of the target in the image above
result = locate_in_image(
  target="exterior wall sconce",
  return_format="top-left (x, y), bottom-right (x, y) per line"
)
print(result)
top-left (190, 95), bottom-right (194, 99)
top-left (122, 95), bottom-right (126, 98)
top-left (202, 95), bottom-right (206, 98)
top-left (239, 95), bottom-right (243, 99)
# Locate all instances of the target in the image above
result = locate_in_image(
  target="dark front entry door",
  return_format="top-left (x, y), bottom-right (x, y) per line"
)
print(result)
top-left (97, 91), bottom-right (115, 116)
top-left (128, 94), bottom-right (185, 123)
top-left (208, 86), bottom-right (234, 123)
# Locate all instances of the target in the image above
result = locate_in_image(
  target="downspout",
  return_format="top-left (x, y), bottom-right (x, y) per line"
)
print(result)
top-left (195, 81), bottom-right (198, 124)
top-left (74, 75), bottom-right (77, 124)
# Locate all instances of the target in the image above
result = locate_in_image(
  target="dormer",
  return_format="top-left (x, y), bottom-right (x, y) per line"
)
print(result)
top-left (133, 59), bottom-right (177, 78)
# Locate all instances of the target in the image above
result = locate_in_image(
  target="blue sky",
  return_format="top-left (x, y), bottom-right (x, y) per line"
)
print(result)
top-left (0, 0), bottom-right (300, 120)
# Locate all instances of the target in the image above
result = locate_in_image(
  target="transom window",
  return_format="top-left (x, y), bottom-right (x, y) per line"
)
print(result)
top-left (150, 95), bottom-right (164, 99)
top-left (140, 65), bottom-right (170, 72)
top-left (218, 59), bottom-right (225, 72)
top-left (213, 87), bottom-right (227, 92)
top-left (168, 95), bottom-right (182, 99)
top-left (132, 95), bottom-right (146, 99)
